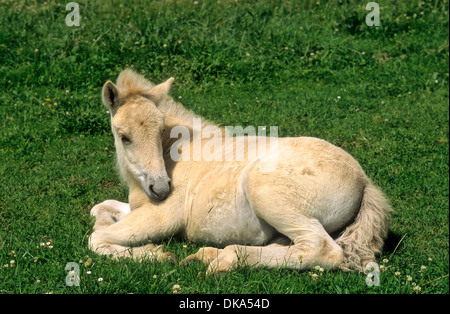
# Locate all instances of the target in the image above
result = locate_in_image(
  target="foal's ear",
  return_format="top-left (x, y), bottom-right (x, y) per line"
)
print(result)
top-left (102, 81), bottom-right (121, 115)
top-left (146, 77), bottom-right (174, 105)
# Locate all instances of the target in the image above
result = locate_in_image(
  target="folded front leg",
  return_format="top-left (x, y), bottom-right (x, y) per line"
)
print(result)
top-left (89, 203), bottom-right (181, 262)
top-left (90, 200), bottom-right (130, 231)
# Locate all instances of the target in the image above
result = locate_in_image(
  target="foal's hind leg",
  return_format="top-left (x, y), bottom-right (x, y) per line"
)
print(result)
top-left (180, 236), bottom-right (290, 267)
top-left (205, 217), bottom-right (343, 275)
top-left (180, 247), bottom-right (223, 266)
top-left (202, 165), bottom-right (347, 275)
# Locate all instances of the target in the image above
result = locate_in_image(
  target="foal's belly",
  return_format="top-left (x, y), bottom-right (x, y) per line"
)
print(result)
top-left (182, 162), bottom-right (276, 247)
top-left (185, 201), bottom-right (276, 247)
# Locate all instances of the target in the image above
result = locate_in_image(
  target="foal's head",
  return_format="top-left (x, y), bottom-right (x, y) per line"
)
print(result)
top-left (102, 69), bottom-right (173, 201)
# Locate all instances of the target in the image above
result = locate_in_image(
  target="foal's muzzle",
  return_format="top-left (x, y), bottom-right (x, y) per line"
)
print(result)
top-left (146, 176), bottom-right (172, 201)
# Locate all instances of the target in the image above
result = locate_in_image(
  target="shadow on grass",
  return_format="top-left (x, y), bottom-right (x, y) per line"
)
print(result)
top-left (383, 230), bottom-right (405, 255)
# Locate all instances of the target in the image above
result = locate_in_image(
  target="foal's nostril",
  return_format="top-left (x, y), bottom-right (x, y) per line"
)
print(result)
top-left (149, 184), bottom-right (159, 197)
top-left (168, 180), bottom-right (172, 189)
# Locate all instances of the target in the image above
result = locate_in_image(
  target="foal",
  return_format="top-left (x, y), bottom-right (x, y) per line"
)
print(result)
top-left (89, 69), bottom-right (391, 274)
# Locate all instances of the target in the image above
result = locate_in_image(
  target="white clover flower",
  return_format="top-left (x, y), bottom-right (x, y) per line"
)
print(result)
top-left (412, 285), bottom-right (422, 293)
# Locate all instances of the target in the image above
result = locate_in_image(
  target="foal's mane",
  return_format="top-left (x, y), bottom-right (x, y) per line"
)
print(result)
top-left (116, 68), bottom-right (154, 98)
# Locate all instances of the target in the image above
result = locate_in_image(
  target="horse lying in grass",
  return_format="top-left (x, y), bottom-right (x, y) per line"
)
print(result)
top-left (89, 69), bottom-right (392, 275)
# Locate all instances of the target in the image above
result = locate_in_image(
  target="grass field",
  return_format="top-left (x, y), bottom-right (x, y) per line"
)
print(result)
top-left (0, 0), bottom-right (448, 294)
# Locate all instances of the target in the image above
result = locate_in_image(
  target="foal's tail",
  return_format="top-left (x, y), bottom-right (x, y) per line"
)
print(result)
top-left (336, 180), bottom-right (392, 272)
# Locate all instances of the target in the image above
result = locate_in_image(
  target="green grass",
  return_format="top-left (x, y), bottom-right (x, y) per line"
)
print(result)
top-left (0, 0), bottom-right (448, 294)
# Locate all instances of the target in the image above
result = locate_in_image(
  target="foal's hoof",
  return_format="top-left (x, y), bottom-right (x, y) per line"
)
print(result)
top-left (162, 251), bottom-right (177, 264)
top-left (205, 262), bottom-right (231, 278)
top-left (179, 256), bottom-right (200, 266)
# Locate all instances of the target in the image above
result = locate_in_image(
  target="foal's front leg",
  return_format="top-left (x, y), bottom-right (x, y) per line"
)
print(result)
top-left (91, 200), bottom-right (130, 231)
top-left (89, 201), bottom-right (178, 262)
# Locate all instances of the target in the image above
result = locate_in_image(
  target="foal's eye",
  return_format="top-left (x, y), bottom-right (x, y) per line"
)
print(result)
top-left (119, 133), bottom-right (131, 144)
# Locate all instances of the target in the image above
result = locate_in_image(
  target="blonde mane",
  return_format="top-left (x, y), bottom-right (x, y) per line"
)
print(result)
top-left (162, 97), bottom-right (219, 132)
top-left (116, 68), bottom-right (154, 98)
